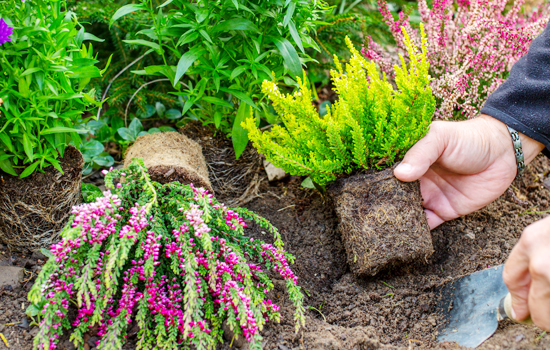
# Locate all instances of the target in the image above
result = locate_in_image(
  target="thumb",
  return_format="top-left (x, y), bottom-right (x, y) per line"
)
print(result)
top-left (394, 122), bottom-right (448, 182)
top-left (503, 245), bottom-right (532, 321)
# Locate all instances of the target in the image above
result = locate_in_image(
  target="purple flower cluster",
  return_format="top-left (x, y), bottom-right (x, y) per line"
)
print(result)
top-left (0, 18), bottom-right (13, 46)
top-left (363, 0), bottom-right (549, 119)
top-left (30, 162), bottom-right (303, 350)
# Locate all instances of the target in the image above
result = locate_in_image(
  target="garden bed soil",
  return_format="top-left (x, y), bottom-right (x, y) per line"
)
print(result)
top-left (1, 139), bottom-right (549, 350)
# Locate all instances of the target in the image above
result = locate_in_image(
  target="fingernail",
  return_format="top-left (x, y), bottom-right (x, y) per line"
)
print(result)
top-left (511, 307), bottom-right (517, 320)
top-left (396, 163), bottom-right (412, 174)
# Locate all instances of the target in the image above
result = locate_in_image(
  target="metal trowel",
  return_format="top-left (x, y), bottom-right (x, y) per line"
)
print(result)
top-left (436, 264), bottom-right (532, 348)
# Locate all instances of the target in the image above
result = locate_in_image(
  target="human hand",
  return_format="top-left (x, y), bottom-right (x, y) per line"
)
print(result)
top-left (503, 215), bottom-right (550, 331)
top-left (394, 114), bottom-right (544, 229)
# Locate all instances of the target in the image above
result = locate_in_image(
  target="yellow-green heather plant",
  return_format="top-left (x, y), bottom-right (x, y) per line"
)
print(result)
top-left (243, 26), bottom-right (435, 187)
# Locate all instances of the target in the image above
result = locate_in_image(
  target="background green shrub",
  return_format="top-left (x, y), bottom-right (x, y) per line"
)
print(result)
top-left (0, 0), bottom-right (104, 177)
top-left (111, 0), bottom-right (331, 158)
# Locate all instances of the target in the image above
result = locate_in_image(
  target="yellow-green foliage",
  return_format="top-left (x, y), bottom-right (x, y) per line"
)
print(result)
top-left (243, 25), bottom-right (435, 187)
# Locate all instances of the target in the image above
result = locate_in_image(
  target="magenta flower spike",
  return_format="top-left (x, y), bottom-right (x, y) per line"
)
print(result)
top-left (0, 18), bottom-right (13, 46)
top-left (28, 159), bottom-right (304, 350)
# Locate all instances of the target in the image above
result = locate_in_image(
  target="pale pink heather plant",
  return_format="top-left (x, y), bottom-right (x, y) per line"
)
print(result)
top-left (362, 0), bottom-right (549, 119)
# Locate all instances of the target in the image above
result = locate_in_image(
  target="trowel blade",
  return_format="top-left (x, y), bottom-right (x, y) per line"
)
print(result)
top-left (436, 265), bottom-right (508, 348)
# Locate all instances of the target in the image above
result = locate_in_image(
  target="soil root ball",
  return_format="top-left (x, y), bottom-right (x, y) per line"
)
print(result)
top-left (123, 131), bottom-right (212, 191)
top-left (0, 146), bottom-right (83, 253)
top-left (328, 166), bottom-right (434, 277)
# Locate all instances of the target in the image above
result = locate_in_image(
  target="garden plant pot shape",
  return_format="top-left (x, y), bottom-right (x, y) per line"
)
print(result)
top-left (123, 131), bottom-right (212, 191)
top-left (0, 146), bottom-right (84, 253)
top-left (329, 165), bottom-right (433, 276)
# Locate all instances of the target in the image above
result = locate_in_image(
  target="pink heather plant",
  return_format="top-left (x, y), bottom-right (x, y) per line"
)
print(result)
top-left (362, 0), bottom-right (549, 119)
top-left (28, 158), bottom-right (304, 350)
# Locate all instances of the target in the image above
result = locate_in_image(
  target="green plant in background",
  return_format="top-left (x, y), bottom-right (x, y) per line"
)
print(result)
top-left (0, 0), bottom-right (106, 178)
top-left (71, 0), bottom-right (177, 118)
top-left (111, 0), bottom-right (330, 158)
top-left (244, 27), bottom-right (435, 188)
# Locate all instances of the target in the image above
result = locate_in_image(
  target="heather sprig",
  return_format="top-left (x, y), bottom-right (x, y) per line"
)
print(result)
top-left (28, 158), bottom-right (304, 350)
top-left (363, 0), bottom-right (549, 119)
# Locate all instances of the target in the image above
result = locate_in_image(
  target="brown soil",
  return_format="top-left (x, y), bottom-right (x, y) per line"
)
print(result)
top-left (123, 132), bottom-right (213, 191)
top-left (0, 146), bottom-right (83, 253)
top-left (1, 144), bottom-right (549, 350)
top-left (328, 167), bottom-right (433, 277)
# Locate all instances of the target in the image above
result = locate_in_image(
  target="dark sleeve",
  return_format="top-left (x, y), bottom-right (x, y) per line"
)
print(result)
top-left (480, 22), bottom-right (550, 158)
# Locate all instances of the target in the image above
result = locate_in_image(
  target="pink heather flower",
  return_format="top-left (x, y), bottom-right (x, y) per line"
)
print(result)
top-left (364, 0), bottom-right (549, 119)
top-left (0, 18), bottom-right (13, 46)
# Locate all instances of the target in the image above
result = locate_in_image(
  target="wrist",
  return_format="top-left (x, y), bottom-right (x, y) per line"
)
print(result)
top-left (479, 114), bottom-right (545, 166)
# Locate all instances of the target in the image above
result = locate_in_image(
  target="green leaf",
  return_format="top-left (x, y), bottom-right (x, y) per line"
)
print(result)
top-left (83, 33), bottom-right (105, 42)
top-left (212, 19), bottom-right (258, 32)
top-left (20, 161), bottom-right (40, 178)
top-left (129, 118), bottom-right (143, 137)
top-left (158, 0), bottom-right (174, 7)
top-left (41, 127), bottom-right (89, 135)
top-left (0, 133), bottom-right (13, 152)
top-left (46, 157), bottom-right (63, 174)
top-left (26, 304), bottom-right (40, 318)
top-left (174, 47), bottom-right (206, 85)
top-left (110, 4), bottom-right (145, 26)
top-left (232, 103), bottom-right (251, 159)
top-left (159, 126), bottom-right (176, 132)
top-left (123, 39), bottom-right (161, 50)
top-left (21, 68), bottom-right (42, 77)
top-left (283, 2), bottom-right (296, 27)
top-left (0, 158), bottom-right (17, 176)
top-left (230, 66), bottom-right (247, 80)
top-left (117, 128), bottom-right (134, 141)
top-left (69, 66), bottom-right (102, 79)
top-left (22, 133), bottom-right (33, 162)
top-left (81, 140), bottom-right (104, 157)
top-left (155, 102), bottom-right (166, 117)
top-left (94, 155), bottom-right (115, 167)
top-left (19, 78), bottom-right (29, 98)
top-left (214, 111), bottom-right (222, 129)
top-left (220, 88), bottom-right (259, 110)
top-left (40, 248), bottom-right (54, 258)
top-left (269, 36), bottom-right (302, 79)
top-left (202, 96), bottom-right (233, 108)
top-left (301, 176), bottom-right (315, 189)
top-left (165, 109), bottom-right (182, 120)
top-left (288, 20), bottom-right (304, 53)
top-left (138, 105), bottom-right (156, 119)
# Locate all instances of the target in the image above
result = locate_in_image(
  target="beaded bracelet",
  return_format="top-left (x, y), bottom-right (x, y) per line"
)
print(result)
top-left (506, 125), bottom-right (525, 179)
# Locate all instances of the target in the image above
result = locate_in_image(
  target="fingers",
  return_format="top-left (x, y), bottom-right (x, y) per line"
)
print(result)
top-left (528, 254), bottom-right (550, 330)
top-left (503, 243), bottom-right (532, 321)
top-left (394, 122), bottom-right (448, 182)
top-left (503, 217), bottom-right (550, 328)
top-left (424, 209), bottom-right (445, 230)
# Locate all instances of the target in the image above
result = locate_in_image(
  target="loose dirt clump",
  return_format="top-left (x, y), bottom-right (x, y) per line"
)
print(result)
top-left (123, 131), bottom-right (212, 191)
top-left (0, 146), bottom-right (83, 253)
top-left (329, 166), bottom-right (433, 277)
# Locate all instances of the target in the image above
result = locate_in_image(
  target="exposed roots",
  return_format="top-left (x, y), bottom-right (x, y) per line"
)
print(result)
top-left (0, 147), bottom-right (83, 253)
